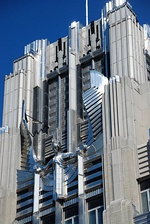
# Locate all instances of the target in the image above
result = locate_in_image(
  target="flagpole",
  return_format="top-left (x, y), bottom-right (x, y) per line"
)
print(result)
top-left (86, 0), bottom-right (88, 26)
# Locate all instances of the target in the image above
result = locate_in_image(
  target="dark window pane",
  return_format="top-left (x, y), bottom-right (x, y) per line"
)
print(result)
top-left (74, 216), bottom-right (79, 224)
top-left (88, 196), bottom-right (103, 210)
top-left (41, 213), bottom-right (55, 224)
top-left (98, 207), bottom-right (103, 224)
top-left (141, 192), bottom-right (149, 213)
top-left (140, 179), bottom-right (150, 191)
top-left (88, 210), bottom-right (96, 224)
top-left (65, 219), bottom-right (72, 224)
top-left (91, 21), bottom-right (95, 34)
top-left (65, 204), bottom-right (78, 219)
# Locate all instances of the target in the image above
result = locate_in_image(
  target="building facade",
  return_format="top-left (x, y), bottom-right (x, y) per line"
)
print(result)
top-left (0, 0), bottom-right (150, 223)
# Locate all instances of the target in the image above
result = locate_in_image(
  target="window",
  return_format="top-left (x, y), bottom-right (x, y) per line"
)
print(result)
top-left (141, 189), bottom-right (150, 213)
top-left (96, 25), bottom-right (99, 41)
top-left (58, 38), bottom-right (62, 51)
top-left (65, 216), bottom-right (78, 224)
top-left (63, 41), bottom-right (66, 58)
top-left (64, 204), bottom-right (78, 224)
top-left (140, 179), bottom-right (150, 214)
top-left (87, 196), bottom-right (103, 224)
top-left (88, 29), bottom-right (91, 46)
top-left (41, 213), bottom-right (55, 224)
top-left (55, 46), bottom-right (58, 62)
top-left (91, 21), bottom-right (95, 34)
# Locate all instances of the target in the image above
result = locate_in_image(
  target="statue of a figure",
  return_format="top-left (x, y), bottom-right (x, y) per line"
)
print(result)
top-left (20, 100), bottom-right (87, 190)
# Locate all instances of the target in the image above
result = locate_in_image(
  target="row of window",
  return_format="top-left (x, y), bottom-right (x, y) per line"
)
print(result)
top-left (39, 188), bottom-right (150, 224)
top-left (65, 207), bottom-right (103, 224)
top-left (41, 207), bottom-right (103, 224)
top-left (40, 196), bottom-right (103, 224)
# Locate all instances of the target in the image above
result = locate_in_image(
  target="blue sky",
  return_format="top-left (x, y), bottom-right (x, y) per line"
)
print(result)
top-left (0, 0), bottom-right (150, 126)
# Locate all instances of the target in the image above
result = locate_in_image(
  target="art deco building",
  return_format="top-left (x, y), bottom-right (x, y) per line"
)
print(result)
top-left (0, 0), bottom-right (150, 223)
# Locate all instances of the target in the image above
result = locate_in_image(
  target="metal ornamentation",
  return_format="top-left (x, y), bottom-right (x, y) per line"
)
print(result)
top-left (20, 102), bottom-right (78, 190)
top-left (19, 71), bottom-right (108, 193)
top-left (82, 70), bottom-right (108, 152)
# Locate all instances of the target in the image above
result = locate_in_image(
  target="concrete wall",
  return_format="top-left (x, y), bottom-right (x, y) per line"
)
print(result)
top-left (109, 5), bottom-right (146, 83)
top-left (103, 76), bottom-right (150, 224)
top-left (0, 54), bottom-right (35, 224)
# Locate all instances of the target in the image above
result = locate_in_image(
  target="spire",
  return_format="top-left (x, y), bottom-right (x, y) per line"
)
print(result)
top-left (112, 0), bottom-right (126, 8)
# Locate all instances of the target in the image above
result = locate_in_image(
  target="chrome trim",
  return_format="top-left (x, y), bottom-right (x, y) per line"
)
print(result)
top-left (39, 198), bottom-right (53, 208)
top-left (39, 207), bottom-right (55, 218)
top-left (85, 179), bottom-right (103, 190)
top-left (85, 171), bottom-right (103, 182)
top-left (17, 191), bottom-right (33, 201)
top-left (68, 189), bottom-right (78, 197)
top-left (39, 191), bottom-right (52, 200)
top-left (17, 179), bottom-right (34, 190)
top-left (63, 198), bottom-right (78, 208)
top-left (86, 188), bottom-right (103, 199)
top-left (17, 198), bottom-right (33, 209)
top-left (16, 207), bottom-right (33, 217)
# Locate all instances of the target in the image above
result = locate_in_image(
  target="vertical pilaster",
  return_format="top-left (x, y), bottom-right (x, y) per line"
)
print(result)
top-left (54, 164), bottom-right (63, 223)
top-left (33, 173), bottom-right (40, 224)
top-left (78, 155), bottom-right (86, 224)
top-left (68, 21), bottom-right (80, 153)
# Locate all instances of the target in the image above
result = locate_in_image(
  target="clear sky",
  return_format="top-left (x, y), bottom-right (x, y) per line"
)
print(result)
top-left (0, 0), bottom-right (150, 126)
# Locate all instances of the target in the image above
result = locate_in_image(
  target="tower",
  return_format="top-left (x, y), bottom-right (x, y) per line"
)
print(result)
top-left (0, 1), bottom-right (150, 224)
